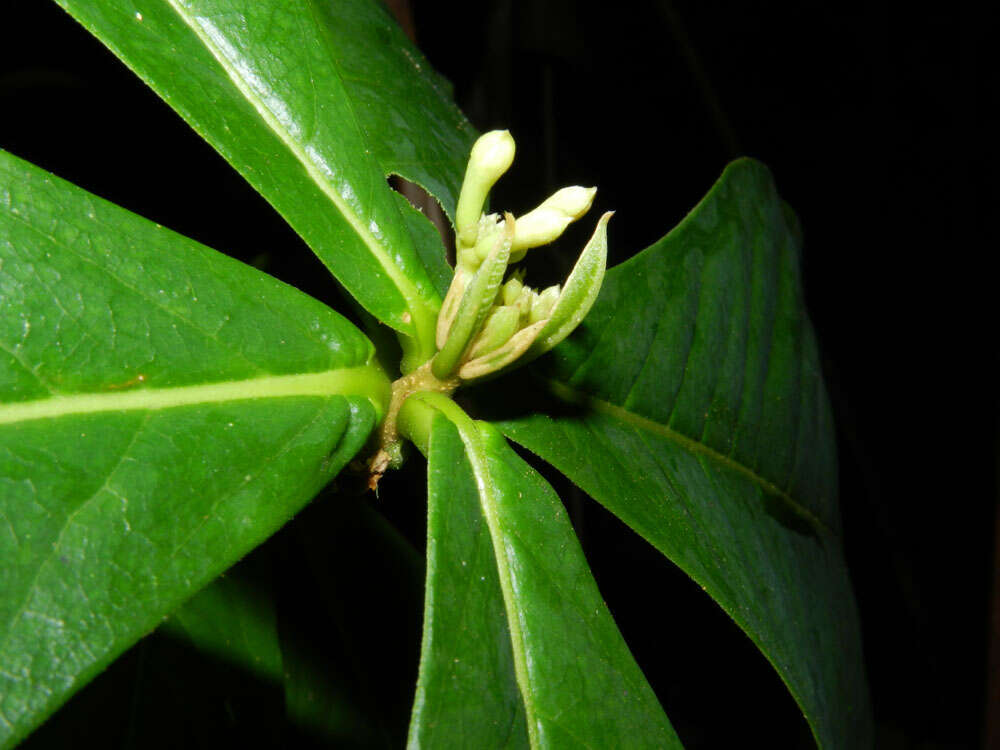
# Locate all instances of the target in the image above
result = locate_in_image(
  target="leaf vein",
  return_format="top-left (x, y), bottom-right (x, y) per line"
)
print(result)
top-left (542, 378), bottom-right (830, 536)
top-left (164, 0), bottom-right (428, 331)
top-left (0, 413), bottom-right (150, 665)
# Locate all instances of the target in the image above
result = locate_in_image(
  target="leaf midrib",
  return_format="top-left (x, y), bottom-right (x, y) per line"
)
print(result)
top-left (417, 394), bottom-right (541, 749)
top-left (0, 364), bottom-right (388, 425)
top-left (542, 378), bottom-right (830, 536)
top-left (162, 0), bottom-right (427, 333)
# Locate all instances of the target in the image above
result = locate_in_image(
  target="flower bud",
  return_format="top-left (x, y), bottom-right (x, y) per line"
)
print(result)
top-left (467, 215), bottom-right (504, 267)
top-left (467, 305), bottom-right (521, 359)
top-left (458, 319), bottom-right (548, 381)
top-left (436, 266), bottom-right (471, 350)
top-left (529, 285), bottom-right (561, 324)
top-left (432, 213), bottom-right (514, 379)
top-left (501, 276), bottom-right (524, 306)
top-left (512, 285), bottom-right (535, 323)
top-left (510, 186), bottom-right (597, 259)
top-left (455, 131), bottom-right (516, 247)
top-left (433, 131), bottom-right (609, 383)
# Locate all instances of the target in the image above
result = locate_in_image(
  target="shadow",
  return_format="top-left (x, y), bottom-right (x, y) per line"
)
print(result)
top-left (762, 493), bottom-right (822, 542)
top-left (21, 491), bottom-right (425, 750)
top-left (460, 367), bottom-right (589, 424)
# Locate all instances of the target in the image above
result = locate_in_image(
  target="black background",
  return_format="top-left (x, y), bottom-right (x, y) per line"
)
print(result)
top-left (2, 1), bottom-right (996, 748)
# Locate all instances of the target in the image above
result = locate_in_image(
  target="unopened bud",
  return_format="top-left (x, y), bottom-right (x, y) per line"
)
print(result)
top-left (510, 186), bottom-right (596, 258)
top-left (458, 319), bottom-right (548, 381)
top-left (501, 276), bottom-right (524, 306)
top-left (513, 285), bottom-right (535, 322)
top-left (456, 131), bottom-right (516, 247)
top-left (432, 213), bottom-right (514, 379)
top-left (530, 285), bottom-right (561, 324)
top-left (458, 214), bottom-right (505, 270)
top-left (436, 267), bottom-right (471, 350)
top-left (467, 305), bottom-right (521, 359)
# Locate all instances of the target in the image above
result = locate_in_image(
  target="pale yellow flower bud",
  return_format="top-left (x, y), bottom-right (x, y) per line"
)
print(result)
top-left (530, 285), bottom-right (561, 324)
top-left (455, 131), bottom-right (516, 247)
top-left (510, 186), bottom-right (597, 257)
top-left (467, 305), bottom-right (521, 359)
top-left (513, 285), bottom-right (535, 322)
top-left (501, 276), bottom-right (524, 306)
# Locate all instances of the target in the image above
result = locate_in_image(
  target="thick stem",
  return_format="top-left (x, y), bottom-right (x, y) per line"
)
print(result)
top-left (396, 390), bottom-right (470, 457)
top-left (367, 361), bottom-right (458, 487)
top-left (398, 298), bottom-right (441, 375)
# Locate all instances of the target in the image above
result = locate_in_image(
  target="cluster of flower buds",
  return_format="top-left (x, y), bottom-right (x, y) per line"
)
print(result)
top-left (432, 130), bottom-right (611, 382)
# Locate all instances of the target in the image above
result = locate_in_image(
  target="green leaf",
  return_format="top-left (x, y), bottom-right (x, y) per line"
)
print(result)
top-left (168, 496), bottom-right (424, 748)
top-left (56, 0), bottom-right (476, 368)
top-left (23, 624), bottom-right (289, 749)
top-left (497, 159), bottom-right (872, 748)
top-left (396, 192), bottom-right (454, 300)
top-left (400, 394), bottom-right (680, 749)
top-left (286, 494), bottom-right (425, 747)
top-left (162, 553), bottom-right (283, 684)
top-left (0, 149), bottom-right (389, 747)
top-left (305, 2), bottom-right (476, 219)
top-left (23, 550), bottom-right (288, 749)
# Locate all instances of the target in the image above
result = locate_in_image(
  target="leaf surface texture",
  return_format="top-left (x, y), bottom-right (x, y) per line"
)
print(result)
top-left (0, 150), bottom-right (386, 746)
top-left (498, 159), bottom-right (872, 748)
top-left (57, 0), bottom-right (476, 357)
top-left (409, 403), bottom-right (680, 748)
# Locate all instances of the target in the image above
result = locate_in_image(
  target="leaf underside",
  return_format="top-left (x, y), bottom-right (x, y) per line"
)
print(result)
top-left (0, 149), bottom-right (385, 747)
top-left (497, 159), bottom-right (872, 748)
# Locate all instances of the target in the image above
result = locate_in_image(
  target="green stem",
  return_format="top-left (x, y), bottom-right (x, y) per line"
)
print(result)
top-left (396, 390), bottom-right (465, 456)
top-left (399, 298), bottom-right (441, 375)
top-left (368, 364), bottom-right (458, 481)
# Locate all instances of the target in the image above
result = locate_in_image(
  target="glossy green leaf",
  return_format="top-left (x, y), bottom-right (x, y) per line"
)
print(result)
top-left (22, 622), bottom-right (289, 749)
top-left (56, 0), bottom-right (477, 368)
top-left (400, 394), bottom-right (680, 749)
top-left (306, 2), bottom-right (476, 218)
top-left (396, 192), bottom-right (454, 300)
top-left (287, 494), bottom-right (425, 747)
top-left (26, 551), bottom-right (286, 749)
top-left (162, 554), bottom-right (283, 684)
top-left (497, 159), bottom-right (872, 748)
top-left (0, 149), bottom-right (389, 747)
top-left (169, 496), bottom-right (424, 747)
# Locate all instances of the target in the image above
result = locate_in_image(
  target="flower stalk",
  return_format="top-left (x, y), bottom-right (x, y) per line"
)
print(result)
top-left (369, 129), bottom-right (610, 485)
top-left (434, 130), bottom-right (610, 382)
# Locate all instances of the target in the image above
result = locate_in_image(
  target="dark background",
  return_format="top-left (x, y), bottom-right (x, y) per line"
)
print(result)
top-left (2, 1), bottom-right (996, 748)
